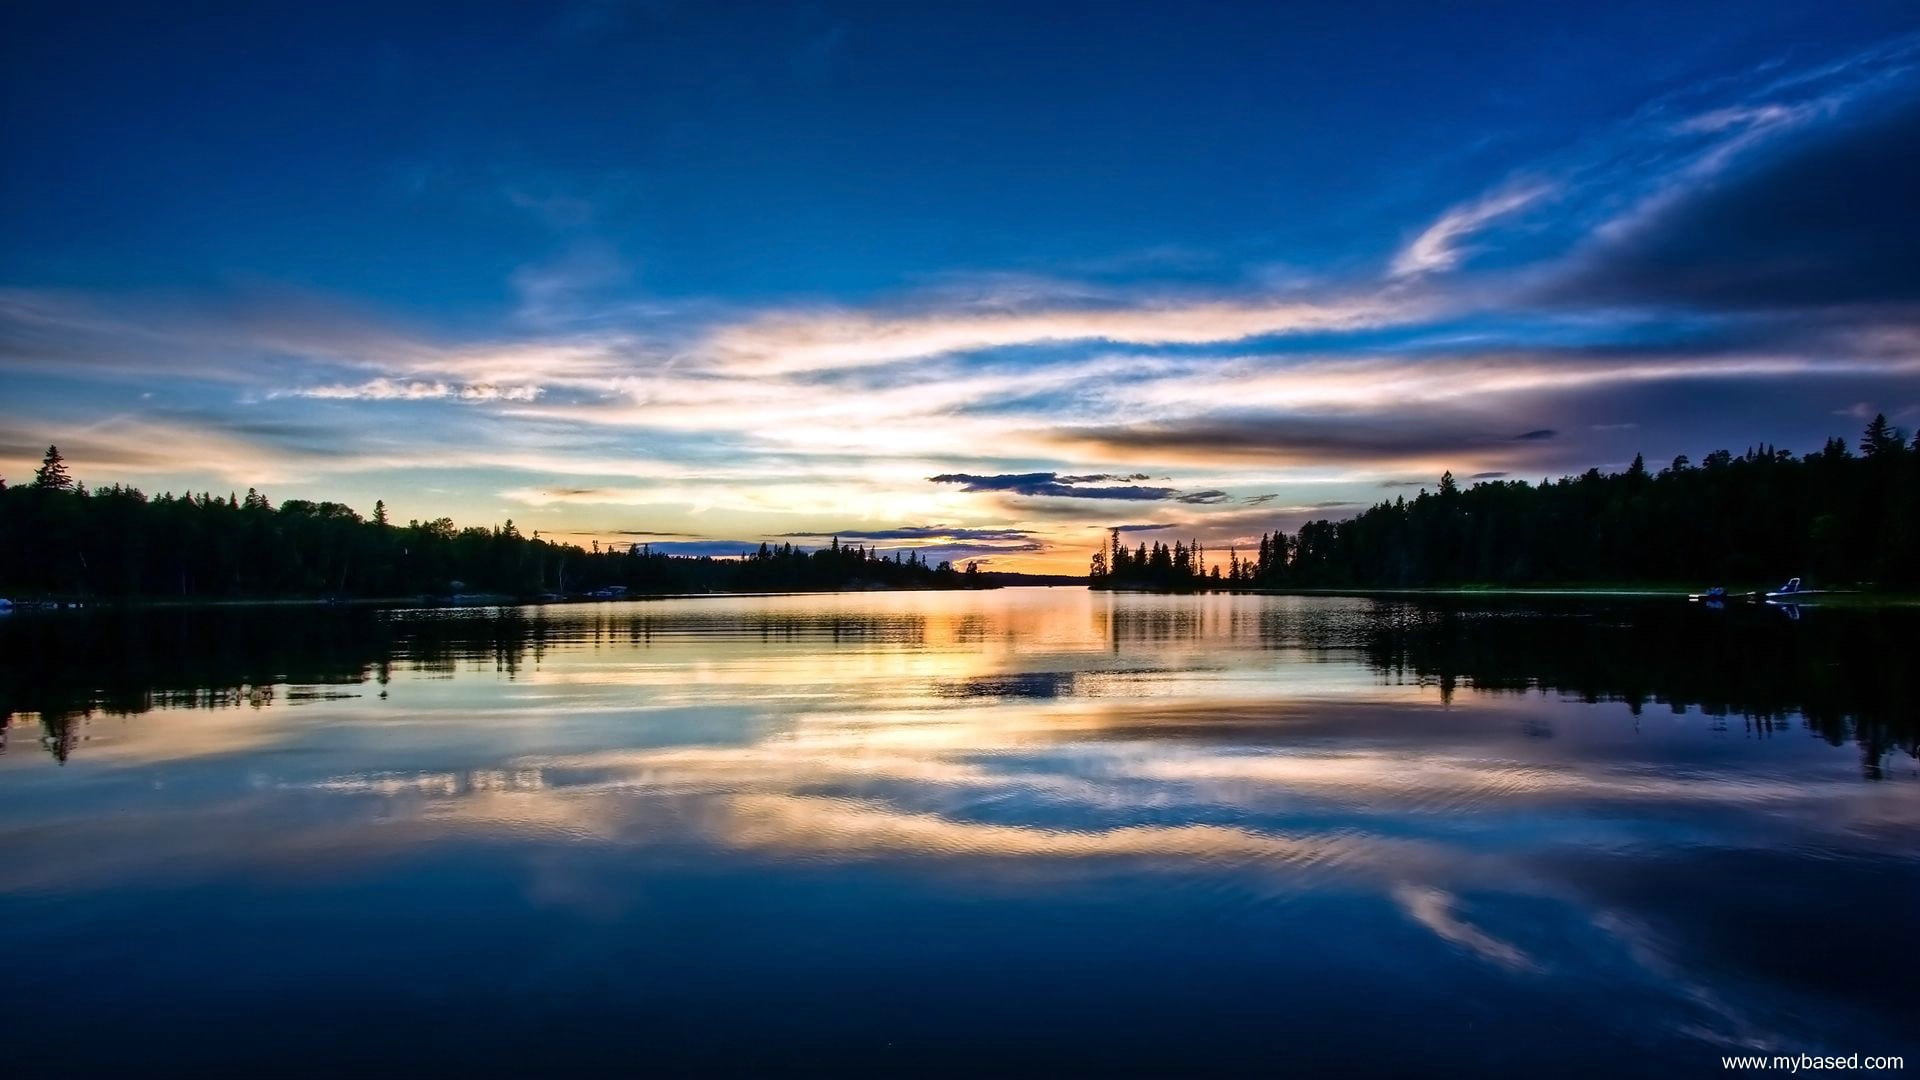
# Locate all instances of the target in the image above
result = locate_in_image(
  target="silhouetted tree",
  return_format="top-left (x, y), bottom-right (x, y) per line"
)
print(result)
top-left (1091, 418), bottom-right (1920, 592)
top-left (1, 452), bottom-right (996, 600)
top-left (1860, 413), bottom-right (1903, 458)
top-left (32, 446), bottom-right (72, 490)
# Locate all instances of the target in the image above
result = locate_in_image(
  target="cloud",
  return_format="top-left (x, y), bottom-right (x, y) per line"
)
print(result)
top-left (704, 291), bottom-right (1426, 375)
top-left (0, 414), bottom-right (354, 486)
top-left (510, 244), bottom-right (632, 326)
top-left (280, 378), bottom-right (546, 403)
top-left (1513, 428), bottom-right (1557, 441)
top-left (779, 525), bottom-right (1037, 543)
top-left (547, 532), bottom-right (1049, 560)
top-left (1393, 885), bottom-right (1538, 972)
top-left (1543, 83), bottom-right (1920, 310)
top-left (928, 472), bottom-right (1181, 501)
top-left (1047, 414), bottom-right (1567, 469)
top-left (1376, 34), bottom-right (1918, 311)
top-left (926, 473), bottom-right (1235, 506)
top-left (1671, 103), bottom-right (1810, 136)
top-left (893, 540), bottom-right (1047, 559)
top-left (1391, 181), bottom-right (1554, 278)
top-left (618, 540), bottom-right (766, 558)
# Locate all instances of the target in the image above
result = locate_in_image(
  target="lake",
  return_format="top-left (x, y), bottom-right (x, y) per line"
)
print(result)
top-left (2, 589), bottom-right (1915, 1075)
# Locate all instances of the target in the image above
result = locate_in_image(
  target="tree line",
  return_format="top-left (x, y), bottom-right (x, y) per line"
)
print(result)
top-left (1092, 416), bottom-right (1920, 590)
top-left (0, 447), bottom-right (985, 600)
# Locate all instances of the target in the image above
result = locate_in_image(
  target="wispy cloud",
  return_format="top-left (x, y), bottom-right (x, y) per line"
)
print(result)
top-left (778, 525), bottom-right (1038, 543)
top-left (1394, 885), bottom-right (1538, 972)
top-left (279, 379), bottom-right (545, 402)
top-left (1391, 181), bottom-right (1553, 278)
top-left (703, 291), bottom-right (1427, 375)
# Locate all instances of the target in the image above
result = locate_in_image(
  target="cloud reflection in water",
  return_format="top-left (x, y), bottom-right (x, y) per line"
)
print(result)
top-left (1, 591), bottom-right (1916, 1064)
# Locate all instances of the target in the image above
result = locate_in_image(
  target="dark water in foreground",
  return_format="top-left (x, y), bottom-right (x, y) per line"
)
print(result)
top-left (2, 590), bottom-right (1916, 1076)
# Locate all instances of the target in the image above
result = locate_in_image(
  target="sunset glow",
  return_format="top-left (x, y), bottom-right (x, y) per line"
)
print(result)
top-left (4, 6), bottom-right (1917, 571)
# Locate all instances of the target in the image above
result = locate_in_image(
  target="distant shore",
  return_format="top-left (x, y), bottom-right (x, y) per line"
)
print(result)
top-left (1095, 584), bottom-right (1920, 605)
top-left (0, 577), bottom-right (1093, 612)
top-left (12, 581), bottom-right (1918, 612)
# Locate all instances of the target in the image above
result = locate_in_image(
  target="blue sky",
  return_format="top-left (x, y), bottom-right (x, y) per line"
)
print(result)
top-left (4, 1), bottom-right (1918, 569)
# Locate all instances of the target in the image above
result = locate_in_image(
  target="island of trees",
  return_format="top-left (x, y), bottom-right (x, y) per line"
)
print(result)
top-left (0, 447), bottom-right (986, 601)
top-left (1091, 416), bottom-right (1920, 591)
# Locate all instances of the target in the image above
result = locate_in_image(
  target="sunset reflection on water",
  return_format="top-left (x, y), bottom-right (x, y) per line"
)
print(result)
top-left (2, 590), bottom-right (1915, 1074)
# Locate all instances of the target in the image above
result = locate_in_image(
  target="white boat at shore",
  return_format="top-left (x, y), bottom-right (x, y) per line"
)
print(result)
top-left (1760, 576), bottom-right (1839, 600)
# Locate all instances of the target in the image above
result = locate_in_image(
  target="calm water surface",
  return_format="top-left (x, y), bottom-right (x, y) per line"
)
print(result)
top-left (2, 589), bottom-right (1916, 1075)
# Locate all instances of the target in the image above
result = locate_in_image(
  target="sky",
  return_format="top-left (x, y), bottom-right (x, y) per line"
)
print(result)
top-left (3, 1), bottom-right (1919, 572)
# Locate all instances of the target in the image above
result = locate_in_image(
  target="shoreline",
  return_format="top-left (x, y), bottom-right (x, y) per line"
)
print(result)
top-left (10, 582), bottom-right (1917, 611)
top-left (1095, 585), bottom-right (1920, 605)
top-left (0, 582), bottom-right (1095, 613)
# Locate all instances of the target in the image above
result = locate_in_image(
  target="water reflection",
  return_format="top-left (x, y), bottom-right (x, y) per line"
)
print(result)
top-left (1, 590), bottom-right (1915, 1072)
top-left (5, 593), bottom-right (1913, 769)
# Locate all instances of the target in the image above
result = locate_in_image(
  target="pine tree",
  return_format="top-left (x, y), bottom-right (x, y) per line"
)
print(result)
top-left (1860, 414), bottom-right (1901, 458)
top-left (373, 499), bottom-right (389, 526)
top-left (32, 445), bottom-right (72, 490)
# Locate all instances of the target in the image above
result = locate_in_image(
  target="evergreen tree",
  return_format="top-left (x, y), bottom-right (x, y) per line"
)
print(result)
top-left (0, 450), bottom-right (990, 600)
top-left (1090, 416), bottom-right (1920, 592)
top-left (32, 445), bottom-right (72, 490)
top-left (1860, 413), bottom-right (1902, 458)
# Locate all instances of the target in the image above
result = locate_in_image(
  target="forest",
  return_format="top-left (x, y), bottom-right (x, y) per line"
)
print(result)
top-left (7, 415), bottom-right (1918, 601)
top-left (0, 447), bottom-right (982, 600)
top-left (1092, 415), bottom-right (1920, 591)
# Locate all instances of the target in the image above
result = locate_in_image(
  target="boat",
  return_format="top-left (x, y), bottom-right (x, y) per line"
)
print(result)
top-left (1691, 578), bottom-right (1836, 605)
top-left (1762, 576), bottom-right (1824, 600)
